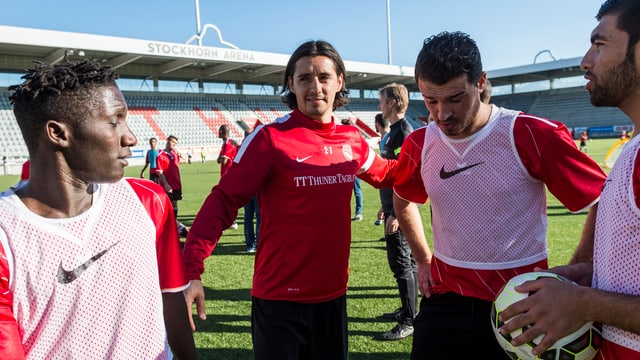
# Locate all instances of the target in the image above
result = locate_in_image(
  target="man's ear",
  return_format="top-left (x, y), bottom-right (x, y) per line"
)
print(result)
top-left (477, 71), bottom-right (487, 93)
top-left (45, 120), bottom-right (71, 148)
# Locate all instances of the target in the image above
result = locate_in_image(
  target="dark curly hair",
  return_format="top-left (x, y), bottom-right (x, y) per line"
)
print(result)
top-left (414, 31), bottom-right (483, 86)
top-left (280, 40), bottom-right (349, 110)
top-left (9, 60), bottom-right (120, 154)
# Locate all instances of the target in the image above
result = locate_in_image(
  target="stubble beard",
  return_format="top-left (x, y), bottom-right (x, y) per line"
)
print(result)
top-left (442, 97), bottom-right (482, 138)
top-left (590, 53), bottom-right (640, 107)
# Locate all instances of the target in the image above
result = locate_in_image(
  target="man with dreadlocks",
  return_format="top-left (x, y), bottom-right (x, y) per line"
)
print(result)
top-left (0, 60), bottom-right (197, 359)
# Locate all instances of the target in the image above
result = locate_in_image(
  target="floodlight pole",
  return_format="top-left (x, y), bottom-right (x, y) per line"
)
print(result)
top-left (386, 0), bottom-right (392, 64)
top-left (194, 0), bottom-right (203, 45)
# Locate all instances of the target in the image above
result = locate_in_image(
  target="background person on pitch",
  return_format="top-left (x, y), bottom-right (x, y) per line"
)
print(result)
top-left (217, 124), bottom-right (238, 178)
top-left (242, 127), bottom-right (260, 253)
top-left (341, 118), bottom-right (364, 222)
top-left (140, 136), bottom-right (159, 183)
top-left (377, 83), bottom-right (417, 341)
top-left (157, 134), bottom-right (190, 237)
top-left (217, 124), bottom-right (240, 229)
top-left (374, 112), bottom-right (390, 228)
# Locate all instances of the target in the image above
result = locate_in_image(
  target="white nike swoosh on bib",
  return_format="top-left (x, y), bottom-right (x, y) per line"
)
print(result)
top-left (296, 155), bottom-right (312, 162)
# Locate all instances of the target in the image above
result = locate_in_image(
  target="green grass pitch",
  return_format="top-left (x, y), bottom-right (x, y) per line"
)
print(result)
top-left (0, 137), bottom-right (618, 359)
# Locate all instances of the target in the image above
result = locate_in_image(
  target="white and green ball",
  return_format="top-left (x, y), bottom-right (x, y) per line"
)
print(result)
top-left (490, 271), bottom-right (602, 360)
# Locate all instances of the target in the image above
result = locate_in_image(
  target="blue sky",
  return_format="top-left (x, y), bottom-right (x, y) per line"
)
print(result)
top-left (1, 0), bottom-right (605, 71)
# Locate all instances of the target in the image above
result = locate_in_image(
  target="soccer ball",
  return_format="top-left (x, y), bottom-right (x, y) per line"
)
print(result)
top-left (490, 271), bottom-right (602, 360)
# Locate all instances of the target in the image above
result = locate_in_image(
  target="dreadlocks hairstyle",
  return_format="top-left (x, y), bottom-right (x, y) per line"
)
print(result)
top-left (281, 40), bottom-right (349, 110)
top-left (9, 60), bottom-right (120, 154)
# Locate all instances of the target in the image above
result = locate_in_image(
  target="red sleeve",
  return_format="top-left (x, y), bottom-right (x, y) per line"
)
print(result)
top-left (156, 152), bottom-right (169, 173)
top-left (393, 128), bottom-right (429, 204)
top-left (183, 128), bottom-right (274, 280)
top-left (357, 132), bottom-right (397, 189)
top-left (514, 115), bottom-right (607, 212)
top-left (20, 161), bottom-right (29, 181)
top-left (126, 178), bottom-right (188, 291)
top-left (0, 242), bottom-right (25, 359)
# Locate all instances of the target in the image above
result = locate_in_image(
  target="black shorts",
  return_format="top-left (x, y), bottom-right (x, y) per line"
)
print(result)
top-left (167, 188), bottom-right (183, 202)
top-left (411, 292), bottom-right (511, 360)
top-left (251, 295), bottom-right (348, 360)
top-left (150, 173), bottom-right (160, 184)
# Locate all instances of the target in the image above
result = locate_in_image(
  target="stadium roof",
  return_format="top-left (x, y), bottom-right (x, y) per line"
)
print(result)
top-left (0, 25), bottom-right (585, 95)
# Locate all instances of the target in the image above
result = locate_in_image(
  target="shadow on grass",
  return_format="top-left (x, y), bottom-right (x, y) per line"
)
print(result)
top-left (347, 293), bottom-right (398, 300)
top-left (191, 313), bottom-right (251, 334)
top-left (352, 244), bottom-right (387, 251)
top-left (547, 211), bottom-right (580, 217)
top-left (357, 238), bottom-right (388, 243)
top-left (349, 352), bottom-right (411, 360)
top-left (348, 315), bottom-right (402, 326)
top-left (547, 205), bottom-right (567, 210)
top-left (196, 347), bottom-right (253, 360)
top-left (347, 286), bottom-right (398, 300)
top-left (176, 214), bottom-right (252, 231)
top-left (202, 286), bottom-right (252, 302)
top-left (546, 205), bottom-right (587, 217)
top-left (196, 348), bottom-right (409, 360)
top-left (351, 238), bottom-right (387, 251)
top-left (177, 223), bottom-right (246, 249)
top-left (213, 242), bottom-right (255, 254)
top-left (349, 286), bottom-right (399, 292)
top-left (192, 287), bottom-right (251, 335)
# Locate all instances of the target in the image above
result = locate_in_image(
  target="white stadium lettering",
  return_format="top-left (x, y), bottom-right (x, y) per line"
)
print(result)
top-left (147, 42), bottom-right (254, 62)
top-left (147, 43), bottom-right (159, 53)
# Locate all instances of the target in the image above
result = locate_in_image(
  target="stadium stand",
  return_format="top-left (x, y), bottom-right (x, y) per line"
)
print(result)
top-left (0, 94), bottom-right (28, 160)
top-left (0, 92), bottom-right (428, 167)
top-left (491, 92), bottom-right (538, 114)
top-left (492, 87), bottom-right (629, 137)
top-left (243, 96), bottom-right (289, 124)
top-left (0, 85), bottom-right (631, 174)
top-left (406, 103), bottom-right (429, 128)
top-left (0, 25), bottom-right (631, 175)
